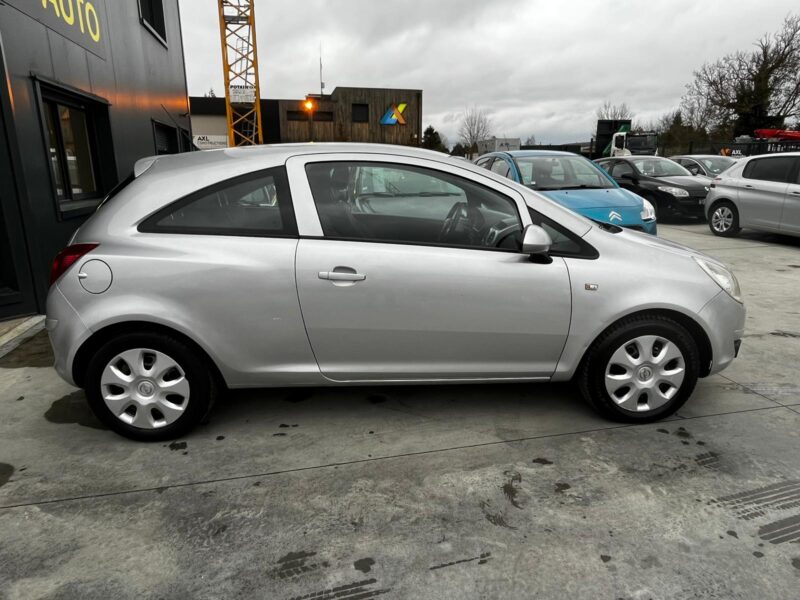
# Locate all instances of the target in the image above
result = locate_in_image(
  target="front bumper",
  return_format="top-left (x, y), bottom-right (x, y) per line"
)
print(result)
top-left (669, 195), bottom-right (707, 217)
top-left (698, 290), bottom-right (745, 376)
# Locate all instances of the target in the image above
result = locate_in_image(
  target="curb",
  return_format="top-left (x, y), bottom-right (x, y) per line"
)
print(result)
top-left (0, 316), bottom-right (46, 360)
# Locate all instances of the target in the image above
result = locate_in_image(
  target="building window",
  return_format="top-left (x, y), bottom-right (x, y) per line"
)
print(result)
top-left (352, 103), bottom-right (369, 123)
top-left (41, 94), bottom-right (100, 213)
top-left (139, 0), bottom-right (167, 44)
top-left (313, 111), bottom-right (333, 122)
top-left (287, 110), bottom-right (307, 121)
top-left (153, 121), bottom-right (179, 155)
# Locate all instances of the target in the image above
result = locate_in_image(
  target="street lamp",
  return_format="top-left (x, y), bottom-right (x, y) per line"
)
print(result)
top-left (303, 97), bottom-right (316, 142)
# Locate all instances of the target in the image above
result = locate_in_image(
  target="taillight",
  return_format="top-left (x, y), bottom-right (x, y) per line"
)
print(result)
top-left (50, 243), bottom-right (98, 287)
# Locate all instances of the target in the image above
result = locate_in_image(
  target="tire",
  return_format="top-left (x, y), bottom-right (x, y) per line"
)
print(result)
top-left (577, 314), bottom-right (700, 423)
top-left (85, 332), bottom-right (217, 441)
top-left (708, 200), bottom-right (740, 237)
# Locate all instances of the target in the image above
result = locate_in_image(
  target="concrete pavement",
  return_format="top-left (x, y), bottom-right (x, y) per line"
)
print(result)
top-left (1, 223), bottom-right (799, 599)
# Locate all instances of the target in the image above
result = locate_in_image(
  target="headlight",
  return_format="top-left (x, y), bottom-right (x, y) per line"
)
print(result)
top-left (694, 257), bottom-right (742, 303)
top-left (657, 186), bottom-right (689, 197)
top-left (640, 199), bottom-right (656, 221)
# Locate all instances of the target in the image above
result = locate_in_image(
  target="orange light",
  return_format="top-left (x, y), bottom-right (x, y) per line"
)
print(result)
top-left (303, 99), bottom-right (315, 111)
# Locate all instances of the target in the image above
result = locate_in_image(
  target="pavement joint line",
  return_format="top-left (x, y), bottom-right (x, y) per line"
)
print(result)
top-left (0, 403), bottom-right (788, 512)
top-left (718, 373), bottom-right (793, 407)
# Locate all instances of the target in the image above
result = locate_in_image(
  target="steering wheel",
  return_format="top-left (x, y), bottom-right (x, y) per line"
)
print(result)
top-left (438, 202), bottom-right (471, 243)
top-left (483, 219), bottom-right (522, 249)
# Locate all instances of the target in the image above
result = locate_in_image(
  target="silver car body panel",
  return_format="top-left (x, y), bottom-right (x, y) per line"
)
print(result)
top-left (47, 143), bottom-right (744, 389)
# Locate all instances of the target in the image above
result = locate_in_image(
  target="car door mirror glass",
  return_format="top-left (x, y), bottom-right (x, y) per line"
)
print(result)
top-left (521, 224), bottom-right (552, 255)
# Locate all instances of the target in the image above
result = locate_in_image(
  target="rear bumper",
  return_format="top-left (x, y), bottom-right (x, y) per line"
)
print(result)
top-left (46, 285), bottom-right (90, 387)
top-left (698, 291), bottom-right (746, 376)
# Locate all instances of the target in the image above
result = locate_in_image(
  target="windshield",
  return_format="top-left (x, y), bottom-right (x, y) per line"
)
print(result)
top-left (699, 156), bottom-right (736, 174)
top-left (626, 135), bottom-right (657, 149)
top-left (631, 158), bottom-right (691, 177)
top-left (515, 156), bottom-right (615, 190)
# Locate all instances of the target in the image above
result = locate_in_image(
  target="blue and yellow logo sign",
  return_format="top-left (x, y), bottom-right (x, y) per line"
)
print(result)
top-left (380, 103), bottom-right (407, 126)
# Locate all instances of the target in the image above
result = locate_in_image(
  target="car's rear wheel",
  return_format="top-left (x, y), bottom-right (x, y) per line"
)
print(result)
top-left (578, 315), bottom-right (699, 422)
top-left (708, 201), bottom-right (740, 237)
top-left (85, 332), bottom-right (217, 441)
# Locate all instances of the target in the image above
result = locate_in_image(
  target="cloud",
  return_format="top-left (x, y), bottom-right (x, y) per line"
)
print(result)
top-left (179, 0), bottom-right (798, 144)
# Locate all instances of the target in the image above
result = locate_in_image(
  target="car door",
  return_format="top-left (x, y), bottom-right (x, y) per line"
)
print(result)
top-left (735, 156), bottom-right (794, 230)
top-left (779, 157), bottom-right (800, 235)
top-left (287, 154), bottom-right (572, 382)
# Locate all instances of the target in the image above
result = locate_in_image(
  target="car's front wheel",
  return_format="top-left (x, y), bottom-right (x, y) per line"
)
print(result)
top-left (85, 332), bottom-right (217, 441)
top-left (578, 315), bottom-right (699, 422)
top-left (708, 201), bottom-right (740, 237)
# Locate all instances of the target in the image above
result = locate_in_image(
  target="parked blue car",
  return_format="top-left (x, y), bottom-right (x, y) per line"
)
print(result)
top-left (475, 150), bottom-right (657, 235)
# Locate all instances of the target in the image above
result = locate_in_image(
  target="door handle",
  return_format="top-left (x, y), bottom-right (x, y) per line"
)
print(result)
top-left (791, 191), bottom-right (800, 195)
top-left (318, 271), bottom-right (366, 282)
top-left (744, 184), bottom-right (754, 188)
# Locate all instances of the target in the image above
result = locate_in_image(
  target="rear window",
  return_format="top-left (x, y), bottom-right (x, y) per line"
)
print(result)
top-left (139, 167), bottom-right (298, 237)
top-left (96, 172), bottom-right (135, 210)
top-left (743, 157), bottom-right (795, 183)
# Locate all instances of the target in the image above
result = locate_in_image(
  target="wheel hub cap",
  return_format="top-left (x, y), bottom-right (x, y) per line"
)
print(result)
top-left (712, 207), bottom-right (732, 232)
top-left (604, 335), bottom-right (686, 413)
top-left (100, 348), bottom-right (190, 430)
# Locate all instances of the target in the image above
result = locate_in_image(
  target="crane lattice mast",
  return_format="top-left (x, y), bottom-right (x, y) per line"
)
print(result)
top-left (217, 0), bottom-right (263, 146)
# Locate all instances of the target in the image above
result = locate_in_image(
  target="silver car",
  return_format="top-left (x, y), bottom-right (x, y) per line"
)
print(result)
top-left (47, 144), bottom-right (745, 440)
top-left (705, 152), bottom-right (800, 237)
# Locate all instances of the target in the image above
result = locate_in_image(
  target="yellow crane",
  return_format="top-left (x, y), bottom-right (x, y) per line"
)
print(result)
top-left (217, 0), bottom-right (263, 146)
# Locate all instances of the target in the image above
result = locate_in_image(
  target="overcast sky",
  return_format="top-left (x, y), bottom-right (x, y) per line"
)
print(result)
top-left (177, 0), bottom-right (797, 145)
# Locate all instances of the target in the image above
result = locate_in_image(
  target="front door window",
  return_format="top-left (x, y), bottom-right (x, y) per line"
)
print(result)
top-left (304, 161), bottom-right (523, 251)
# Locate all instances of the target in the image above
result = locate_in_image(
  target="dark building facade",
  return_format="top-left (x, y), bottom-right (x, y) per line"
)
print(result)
top-left (0, 0), bottom-right (191, 319)
top-left (190, 86), bottom-right (423, 149)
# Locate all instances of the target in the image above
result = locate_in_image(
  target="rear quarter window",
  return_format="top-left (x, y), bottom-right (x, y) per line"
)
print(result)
top-left (742, 157), bottom-right (795, 183)
top-left (138, 167), bottom-right (297, 237)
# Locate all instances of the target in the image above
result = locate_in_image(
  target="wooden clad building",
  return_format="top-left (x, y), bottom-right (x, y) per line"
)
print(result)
top-left (190, 86), bottom-right (422, 148)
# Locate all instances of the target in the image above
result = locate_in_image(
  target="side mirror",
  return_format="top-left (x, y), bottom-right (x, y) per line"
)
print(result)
top-left (688, 166), bottom-right (700, 175)
top-left (619, 172), bottom-right (635, 180)
top-left (521, 224), bottom-right (552, 255)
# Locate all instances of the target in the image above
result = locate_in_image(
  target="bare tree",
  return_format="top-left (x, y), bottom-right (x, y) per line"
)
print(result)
top-left (524, 134), bottom-right (537, 145)
top-left (458, 106), bottom-right (493, 151)
top-left (596, 101), bottom-right (633, 120)
top-left (681, 14), bottom-right (800, 135)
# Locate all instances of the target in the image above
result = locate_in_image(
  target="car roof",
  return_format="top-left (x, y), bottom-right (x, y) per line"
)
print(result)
top-left (500, 150), bottom-right (578, 158)
top-left (134, 142), bottom-right (454, 177)
top-left (599, 155), bottom-right (668, 161)
top-left (669, 155), bottom-right (735, 159)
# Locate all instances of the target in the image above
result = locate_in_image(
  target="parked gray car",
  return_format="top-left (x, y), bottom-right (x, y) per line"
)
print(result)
top-left (704, 152), bottom-right (800, 237)
top-left (670, 155), bottom-right (737, 178)
top-left (47, 144), bottom-right (745, 440)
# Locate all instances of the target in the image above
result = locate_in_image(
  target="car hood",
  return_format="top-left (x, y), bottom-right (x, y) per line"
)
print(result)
top-left (540, 187), bottom-right (641, 209)
top-left (614, 225), bottom-right (721, 264)
top-left (653, 175), bottom-right (712, 191)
